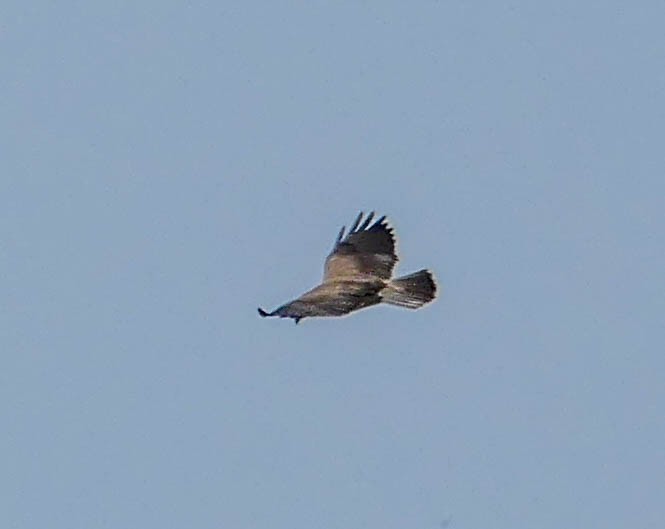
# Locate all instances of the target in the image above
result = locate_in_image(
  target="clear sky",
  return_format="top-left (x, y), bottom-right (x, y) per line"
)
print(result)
top-left (3, 3), bottom-right (664, 528)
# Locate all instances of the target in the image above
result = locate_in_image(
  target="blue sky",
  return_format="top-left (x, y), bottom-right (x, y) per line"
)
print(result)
top-left (3, 3), bottom-right (664, 528)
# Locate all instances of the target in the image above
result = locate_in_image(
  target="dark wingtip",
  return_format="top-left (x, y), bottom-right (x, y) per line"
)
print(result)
top-left (258, 307), bottom-right (270, 317)
top-left (336, 225), bottom-right (345, 243)
top-left (358, 211), bottom-right (375, 231)
top-left (349, 211), bottom-right (364, 233)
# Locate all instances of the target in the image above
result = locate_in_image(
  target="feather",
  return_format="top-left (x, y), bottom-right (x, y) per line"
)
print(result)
top-left (258, 212), bottom-right (437, 323)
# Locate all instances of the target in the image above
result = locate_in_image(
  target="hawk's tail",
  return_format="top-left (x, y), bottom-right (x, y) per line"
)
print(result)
top-left (382, 269), bottom-right (437, 309)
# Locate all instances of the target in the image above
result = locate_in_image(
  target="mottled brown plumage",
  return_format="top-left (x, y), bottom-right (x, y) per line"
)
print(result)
top-left (258, 212), bottom-right (437, 324)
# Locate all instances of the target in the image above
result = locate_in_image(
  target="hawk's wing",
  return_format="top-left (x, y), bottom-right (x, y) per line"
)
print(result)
top-left (323, 212), bottom-right (397, 282)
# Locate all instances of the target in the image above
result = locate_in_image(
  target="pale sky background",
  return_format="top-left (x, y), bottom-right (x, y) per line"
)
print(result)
top-left (2, 3), bottom-right (665, 529)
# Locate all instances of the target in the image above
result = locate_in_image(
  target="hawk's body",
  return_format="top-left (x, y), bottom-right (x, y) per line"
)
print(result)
top-left (258, 212), bottom-right (437, 323)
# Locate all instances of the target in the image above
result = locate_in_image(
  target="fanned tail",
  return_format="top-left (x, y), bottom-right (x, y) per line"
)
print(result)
top-left (381, 269), bottom-right (437, 309)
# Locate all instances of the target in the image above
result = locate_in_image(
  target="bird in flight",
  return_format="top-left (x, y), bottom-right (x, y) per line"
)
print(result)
top-left (258, 211), bottom-right (437, 324)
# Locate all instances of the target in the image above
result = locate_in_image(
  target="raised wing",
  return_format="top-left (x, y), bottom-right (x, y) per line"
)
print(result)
top-left (323, 211), bottom-right (397, 281)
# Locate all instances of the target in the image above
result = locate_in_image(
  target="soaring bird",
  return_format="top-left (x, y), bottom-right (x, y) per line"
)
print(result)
top-left (258, 212), bottom-right (437, 324)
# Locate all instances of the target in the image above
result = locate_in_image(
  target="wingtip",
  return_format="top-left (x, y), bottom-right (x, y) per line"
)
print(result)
top-left (349, 211), bottom-right (364, 233)
top-left (358, 211), bottom-right (375, 231)
top-left (258, 307), bottom-right (270, 317)
top-left (336, 225), bottom-right (345, 243)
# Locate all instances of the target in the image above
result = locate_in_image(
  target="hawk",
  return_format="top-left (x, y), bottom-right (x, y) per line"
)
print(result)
top-left (258, 212), bottom-right (437, 324)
